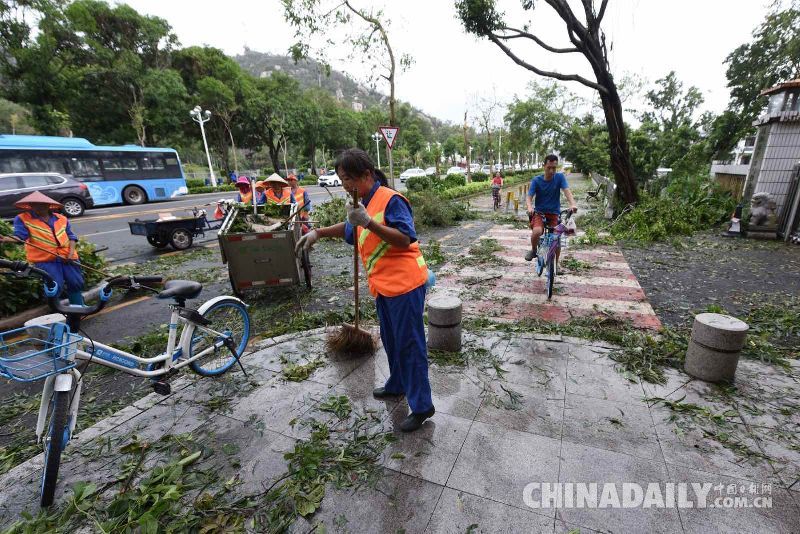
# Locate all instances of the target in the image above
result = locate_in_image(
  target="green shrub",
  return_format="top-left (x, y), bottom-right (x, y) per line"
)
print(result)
top-left (187, 184), bottom-right (236, 195)
top-left (407, 192), bottom-right (471, 227)
top-left (443, 174), bottom-right (466, 189)
top-left (406, 175), bottom-right (434, 192)
top-left (300, 175), bottom-right (317, 186)
top-left (0, 220), bottom-right (107, 318)
top-left (314, 197), bottom-right (346, 227)
top-left (471, 172), bottom-right (488, 182)
top-left (505, 170), bottom-right (516, 177)
top-left (185, 178), bottom-right (207, 189)
top-left (610, 175), bottom-right (736, 243)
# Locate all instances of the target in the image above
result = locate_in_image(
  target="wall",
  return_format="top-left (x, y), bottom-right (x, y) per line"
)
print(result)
top-left (753, 118), bottom-right (800, 215)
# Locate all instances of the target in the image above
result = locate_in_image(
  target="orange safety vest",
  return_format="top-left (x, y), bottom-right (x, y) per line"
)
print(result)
top-left (237, 191), bottom-right (253, 204)
top-left (18, 212), bottom-right (79, 263)
top-left (265, 188), bottom-right (291, 205)
top-left (292, 187), bottom-right (309, 219)
top-left (356, 186), bottom-right (427, 297)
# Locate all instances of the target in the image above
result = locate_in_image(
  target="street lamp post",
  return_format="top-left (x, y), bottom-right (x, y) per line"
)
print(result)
top-left (467, 145), bottom-right (473, 182)
top-left (371, 132), bottom-right (382, 169)
top-left (190, 106), bottom-right (216, 187)
top-left (435, 141), bottom-right (441, 177)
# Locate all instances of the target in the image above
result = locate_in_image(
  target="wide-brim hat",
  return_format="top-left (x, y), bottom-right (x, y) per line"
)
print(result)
top-left (235, 176), bottom-right (250, 187)
top-left (254, 181), bottom-right (266, 191)
top-left (286, 174), bottom-right (298, 181)
top-left (14, 191), bottom-right (63, 211)
top-left (263, 173), bottom-right (288, 186)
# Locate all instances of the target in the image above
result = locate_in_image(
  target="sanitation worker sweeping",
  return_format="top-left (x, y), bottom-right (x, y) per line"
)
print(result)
top-left (295, 148), bottom-right (436, 432)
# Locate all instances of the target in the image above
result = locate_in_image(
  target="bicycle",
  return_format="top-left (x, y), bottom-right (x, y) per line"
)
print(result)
top-left (531, 209), bottom-right (574, 300)
top-left (491, 186), bottom-right (501, 210)
top-left (0, 259), bottom-right (251, 507)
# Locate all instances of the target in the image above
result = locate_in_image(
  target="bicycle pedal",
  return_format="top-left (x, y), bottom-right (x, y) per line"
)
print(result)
top-left (152, 381), bottom-right (171, 395)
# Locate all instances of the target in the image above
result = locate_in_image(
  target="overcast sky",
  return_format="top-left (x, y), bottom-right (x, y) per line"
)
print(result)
top-left (122, 0), bottom-right (773, 127)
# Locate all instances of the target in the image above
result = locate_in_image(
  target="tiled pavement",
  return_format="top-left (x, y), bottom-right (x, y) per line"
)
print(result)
top-left (2, 329), bottom-right (798, 533)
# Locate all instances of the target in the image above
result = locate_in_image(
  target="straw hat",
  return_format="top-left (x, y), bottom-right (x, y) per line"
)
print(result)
top-left (14, 191), bottom-right (63, 211)
top-left (263, 173), bottom-right (288, 186)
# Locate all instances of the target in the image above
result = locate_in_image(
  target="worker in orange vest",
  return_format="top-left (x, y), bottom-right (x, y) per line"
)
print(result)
top-left (295, 148), bottom-right (434, 432)
top-left (263, 174), bottom-right (294, 205)
top-left (286, 174), bottom-right (311, 219)
top-left (234, 176), bottom-right (253, 204)
top-left (0, 191), bottom-right (85, 304)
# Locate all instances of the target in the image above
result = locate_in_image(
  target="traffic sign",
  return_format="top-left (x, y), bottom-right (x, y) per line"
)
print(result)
top-left (379, 126), bottom-right (400, 149)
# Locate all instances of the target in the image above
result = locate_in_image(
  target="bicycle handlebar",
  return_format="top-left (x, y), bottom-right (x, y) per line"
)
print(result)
top-left (0, 259), bottom-right (112, 318)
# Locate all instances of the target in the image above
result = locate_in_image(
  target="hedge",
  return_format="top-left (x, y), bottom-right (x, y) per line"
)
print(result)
top-left (187, 184), bottom-right (236, 195)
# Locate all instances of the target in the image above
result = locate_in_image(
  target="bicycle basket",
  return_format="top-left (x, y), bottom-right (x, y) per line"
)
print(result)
top-left (0, 323), bottom-right (81, 382)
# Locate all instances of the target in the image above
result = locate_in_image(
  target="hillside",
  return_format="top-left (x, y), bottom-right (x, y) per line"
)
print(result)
top-left (233, 48), bottom-right (444, 128)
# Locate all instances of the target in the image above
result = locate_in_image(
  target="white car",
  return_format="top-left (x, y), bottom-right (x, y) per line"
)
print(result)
top-left (469, 163), bottom-right (481, 173)
top-left (424, 167), bottom-right (436, 176)
top-left (317, 170), bottom-right (341, 187)
top-left (446, 166), bottom-right (466, 175)
top-left (514, 163), bottom-right (522, 171)
top-left (399, 167), bottom-right (427, 183)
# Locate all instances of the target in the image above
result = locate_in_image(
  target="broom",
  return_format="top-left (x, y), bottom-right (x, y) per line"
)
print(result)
top-left (325, 187), bottom-right (377, 356)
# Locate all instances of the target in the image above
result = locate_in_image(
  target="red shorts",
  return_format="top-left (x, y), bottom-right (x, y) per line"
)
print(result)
top-left (529, 212), bottom-right (559, 231)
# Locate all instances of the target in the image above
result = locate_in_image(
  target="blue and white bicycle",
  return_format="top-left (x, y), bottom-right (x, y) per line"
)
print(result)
top-left (0, 259), bottom-right (250, 507)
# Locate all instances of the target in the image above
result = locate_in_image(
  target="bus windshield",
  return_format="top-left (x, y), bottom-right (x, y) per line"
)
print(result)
top-left (0, 135), bottom-right (188, 206)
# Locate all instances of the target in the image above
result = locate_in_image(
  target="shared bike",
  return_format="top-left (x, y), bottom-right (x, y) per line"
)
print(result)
top-left (532, 209), bottom-right (574, 300)
top-left (491, 186), bottom-right (502, 210)
top-left (0, 259), bottom-right (251, 507)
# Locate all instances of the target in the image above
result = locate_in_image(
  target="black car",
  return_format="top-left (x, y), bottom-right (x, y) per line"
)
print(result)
top-left (0, 172), bottom-right (94, 218)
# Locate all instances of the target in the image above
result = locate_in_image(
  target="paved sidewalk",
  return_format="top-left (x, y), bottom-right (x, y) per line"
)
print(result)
top-left (1, 328), bottom-right (797, 532)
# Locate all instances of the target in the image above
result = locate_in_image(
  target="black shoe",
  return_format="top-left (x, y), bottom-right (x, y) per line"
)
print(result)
top-left (373, 387), bottom-right (403, 400)
top-left (399, 407), bottom-right (436, 432)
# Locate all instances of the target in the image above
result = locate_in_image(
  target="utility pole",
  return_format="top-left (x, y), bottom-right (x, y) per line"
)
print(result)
top-left (463, 111), bottom-right (471, 182)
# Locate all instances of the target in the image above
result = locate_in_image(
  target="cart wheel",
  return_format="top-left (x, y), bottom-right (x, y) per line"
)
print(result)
top-left (170, 228), bottom-right (193, 250)
top-left (229, 272), bottom-right (244, 298)
top-left (146, 236), bottom-right (168, 248)
top-left (301, 249), bottom-right (312, 289)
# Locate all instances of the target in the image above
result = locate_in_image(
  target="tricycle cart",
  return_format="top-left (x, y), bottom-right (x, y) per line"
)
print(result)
top-left (128, 207), bottom-right (222, 251)
top-left (218, 204), bottom-right (312, 297)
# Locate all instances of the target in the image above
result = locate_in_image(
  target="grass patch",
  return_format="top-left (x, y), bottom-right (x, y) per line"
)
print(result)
top-left (560, 257), bottom-right (592, 272)
top-left (281, 356), bottom-right (325, 382)
top-left (572, 227), bottom-right (616, 247)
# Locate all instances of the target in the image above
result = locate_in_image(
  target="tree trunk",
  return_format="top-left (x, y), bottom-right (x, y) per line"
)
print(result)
top-left (598, 78), bottom-right (639, 205)
top-left (309, 140), bottom-right (317, 175)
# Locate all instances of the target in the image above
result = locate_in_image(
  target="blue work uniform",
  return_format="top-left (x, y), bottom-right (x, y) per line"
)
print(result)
top-left (13, 214), bottom-right (85, 305)
top-left (344, 181), bottom-right (434, 414)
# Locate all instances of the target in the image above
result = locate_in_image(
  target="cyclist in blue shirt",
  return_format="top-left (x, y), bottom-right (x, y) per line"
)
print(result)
top-left (524, 154), bottom-right (577, 261)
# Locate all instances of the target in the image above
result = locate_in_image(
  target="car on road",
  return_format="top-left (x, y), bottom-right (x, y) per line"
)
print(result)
top-left (399, 167), bottom-right (427, 183)
top-left (446, 166), bottom-right (466, 175)
top-left (514, 163), bottom-right (522, 171)
top-left (317, 170), bottom-right (341, 187)
top-left (424, 167), bottom-right (437, 177)
top-left (469, 163), bottom-right (481, 174)
top-left (480, 165), bottom-right (492, 174)
top-left (0, 172), bottom-right (94, 218)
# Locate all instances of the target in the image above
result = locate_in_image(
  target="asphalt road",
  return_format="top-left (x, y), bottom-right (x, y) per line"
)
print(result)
top-left (71, 185), bottom-right (354, 265)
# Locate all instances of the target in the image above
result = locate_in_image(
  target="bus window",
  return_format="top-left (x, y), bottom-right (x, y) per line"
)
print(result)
top-left (141, 155), bottom-right (166, 170)
top-left (70, 158), bottom-right (104, 181)
top-left (102, 157), bottom-right (139, 171)
top-left (0, 175), bottom-right (20, 191)
top-left (0, 156), bottom-right (27, 173)
top-left (27, 157), bottom-right (67, 173)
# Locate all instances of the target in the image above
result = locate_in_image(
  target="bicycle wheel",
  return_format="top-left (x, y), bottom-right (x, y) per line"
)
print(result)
top-left (546, 255), bottom-right (555, 300)
top-left (40, 389), bottom-right (70, 507)
top-left (189, 298), bottom-right (251, 376)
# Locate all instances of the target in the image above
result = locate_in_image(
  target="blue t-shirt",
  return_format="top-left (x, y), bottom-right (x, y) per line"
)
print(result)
top-left (344, 181), bottom-right (417, 245)
top-left (528, 172), bottom-right (569, 214)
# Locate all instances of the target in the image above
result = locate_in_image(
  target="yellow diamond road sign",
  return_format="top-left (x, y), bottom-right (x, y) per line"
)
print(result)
top-left (379, 126), bottom-right (399, 149)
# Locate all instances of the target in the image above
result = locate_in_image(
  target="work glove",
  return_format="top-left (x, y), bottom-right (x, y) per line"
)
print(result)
top-left (346, 198), bottom-right (372, 227)
top-left (295, 229), bottom-right (319, 255)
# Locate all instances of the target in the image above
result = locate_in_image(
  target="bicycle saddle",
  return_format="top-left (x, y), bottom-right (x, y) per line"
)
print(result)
top-left (157, 280), bottom-right (202, 300)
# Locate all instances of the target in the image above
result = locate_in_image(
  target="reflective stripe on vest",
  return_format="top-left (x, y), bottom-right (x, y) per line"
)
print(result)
top-left (239, 191), bottom-right (253, 204)
top-left (19, 212), bottom-right (79, 263)
top-left (266, 188), bottom-right (291, 205)
top-left (355, 186), bottom-right (427, 297)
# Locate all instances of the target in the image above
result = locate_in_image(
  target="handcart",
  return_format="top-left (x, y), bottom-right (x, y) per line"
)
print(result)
top-left (128, 206), bottom-right (223, 250)
top-left (218, 203), bottom-right (312, 296)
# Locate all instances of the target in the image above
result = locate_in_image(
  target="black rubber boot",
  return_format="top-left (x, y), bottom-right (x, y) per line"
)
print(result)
top-left (399, 407), bottom-right (436, 432)
top-left (373, 387), bottom-right (403, 400)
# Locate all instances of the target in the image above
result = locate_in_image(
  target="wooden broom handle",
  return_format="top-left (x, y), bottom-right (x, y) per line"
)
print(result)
top-left (353, 188), bottom-right (360, 329)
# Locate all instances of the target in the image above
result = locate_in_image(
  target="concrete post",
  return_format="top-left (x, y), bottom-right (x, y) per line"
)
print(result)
top-left (427, 295), bottom-right (462, 352)
top-left (684, 313), bottom-right (749, 383)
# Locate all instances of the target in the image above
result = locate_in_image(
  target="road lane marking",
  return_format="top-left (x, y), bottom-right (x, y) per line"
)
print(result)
top-left (86, 228), bottom-right (128, 236)
top-left (92, 295), bottom-right (151, 317)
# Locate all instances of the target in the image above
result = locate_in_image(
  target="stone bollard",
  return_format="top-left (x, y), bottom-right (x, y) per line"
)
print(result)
top-left (427, 295), bottom-right (462, 352)
top-left (684, 313), bottom-right (749, 383)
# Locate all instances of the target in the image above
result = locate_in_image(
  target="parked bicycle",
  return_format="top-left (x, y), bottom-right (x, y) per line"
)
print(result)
top-left (532, 209), bottom-right (574, 300)
top-left (0, 259), bottom-right (250, 507)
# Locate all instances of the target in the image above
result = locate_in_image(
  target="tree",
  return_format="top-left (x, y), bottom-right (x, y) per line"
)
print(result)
top-left (457, 0), bottom-right (639, 204)
top-left (505, 80), bottom-right (576, 163)
top-left (560, 114), bottom-right (610, 176)
top-left (710, 3), bottom-right (800, 156)
top-left (282, 0), bottom-right (411, 127)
